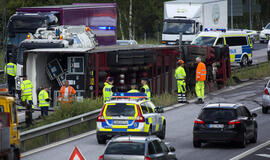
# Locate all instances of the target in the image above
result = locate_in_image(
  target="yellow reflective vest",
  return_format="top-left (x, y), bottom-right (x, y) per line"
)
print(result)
top-left (175, 66), bottom-right (186, 80)
top-left (128, 89), bottom-right (140, 93)
top-left (5, 62), bottom-right (17, 76)
top-left (142, 84), bottom-right (151, 100)
top-left (103, 82), bottom-right (113, 103)
top-left (21, 80), bottom-right (33, 96)
top-left (38, 90), bottom-right (50, 107)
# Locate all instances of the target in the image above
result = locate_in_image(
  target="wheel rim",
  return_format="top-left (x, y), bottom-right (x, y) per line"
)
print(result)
top-left (242, 56), bottom-right (248, 66)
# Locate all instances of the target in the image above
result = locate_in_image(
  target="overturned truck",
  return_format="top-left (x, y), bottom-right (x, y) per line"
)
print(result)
top-left (17, 25), bottom-right (231, 105)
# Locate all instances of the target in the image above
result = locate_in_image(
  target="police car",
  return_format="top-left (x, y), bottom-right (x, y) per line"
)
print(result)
top-left (192, 29), bottom-right (252, 67)
top-left (96, 93), bottom-right (166, 144)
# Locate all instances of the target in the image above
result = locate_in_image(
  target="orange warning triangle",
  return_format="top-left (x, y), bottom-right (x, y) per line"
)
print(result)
top-left (69, 147), bottom-right (85, 160)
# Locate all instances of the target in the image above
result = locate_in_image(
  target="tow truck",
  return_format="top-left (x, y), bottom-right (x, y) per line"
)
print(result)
top-left (0, 88), bottom-right (20, 160)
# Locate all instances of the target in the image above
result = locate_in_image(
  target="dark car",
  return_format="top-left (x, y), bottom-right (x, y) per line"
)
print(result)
top-left (193, 103), bottom-right (257, 148)
top-left (98, 136), bottom-right (177, 160)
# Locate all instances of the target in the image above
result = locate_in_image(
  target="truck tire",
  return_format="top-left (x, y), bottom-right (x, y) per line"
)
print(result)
top-left (262, 107), bottom-right (268, 114)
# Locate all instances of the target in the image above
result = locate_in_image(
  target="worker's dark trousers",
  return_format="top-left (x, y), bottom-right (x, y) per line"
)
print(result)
top-left (177, 80), bottom-right (187, 103)
top-left (7, 75), bottom-right (15, 95)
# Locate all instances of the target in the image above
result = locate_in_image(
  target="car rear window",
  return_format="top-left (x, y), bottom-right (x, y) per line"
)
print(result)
top-left (105, 103), bottom-right (136, 116)
top-left (105, 142), bottom-right (145, 155)
top-left (199, 108), bottom-right (237, 121)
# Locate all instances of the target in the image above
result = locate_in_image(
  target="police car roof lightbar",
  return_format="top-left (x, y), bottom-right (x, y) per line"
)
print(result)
top-left (204, 28), bottom-right (226, 32)
top-left (112, 92), bottom-right (147, 99)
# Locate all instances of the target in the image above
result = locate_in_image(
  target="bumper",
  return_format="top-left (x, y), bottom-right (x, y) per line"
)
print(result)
top-left (193, 130), bottom-right (240, 143)
top-left (263, 94), bottom-right (270, 107)
top-left (97, 131), bottom-right (148, 137)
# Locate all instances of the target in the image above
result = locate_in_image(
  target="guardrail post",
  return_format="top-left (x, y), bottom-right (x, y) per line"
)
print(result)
top-left (88, 120), bottom-right (91, 129)
top-left (45, 134), bottom-right (49, 145)
top-left (68, 127), bottom-right (71, 137)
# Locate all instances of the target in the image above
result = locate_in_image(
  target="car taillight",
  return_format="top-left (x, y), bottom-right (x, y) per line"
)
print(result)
top-left (135, 116), bottom-right (145, 122)
top-left (194, 119), bottom-right (205, 124)
top-left (264, 88), bottom-right (270, 95)
top-left (145, 156), bottom-right (152, 160)
top-left (98, 155), bottom-right (104, 160)
top-left (97, 115), bottom-right (105, 122)
top-left (135, 105), bottom-right (145, 122)
top-left (97, 105), bottom-right (106, 122)
top-left (228, 120), bottom-right (241, 125)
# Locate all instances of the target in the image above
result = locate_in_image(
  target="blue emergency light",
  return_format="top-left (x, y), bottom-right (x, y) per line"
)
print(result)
top-left (204, 28), bottom-right (226, 32)
top-left (112, 92), bottom-right (147, 97)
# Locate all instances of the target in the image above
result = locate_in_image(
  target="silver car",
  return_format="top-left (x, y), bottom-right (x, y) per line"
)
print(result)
top-left (98, 136), bottom-right (177, 160)
top-left (262, 79), bottom-right (270, 113)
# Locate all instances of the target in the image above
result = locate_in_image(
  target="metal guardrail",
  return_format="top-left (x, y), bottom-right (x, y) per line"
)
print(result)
top-left (20, 108), bottom-right (101, 151)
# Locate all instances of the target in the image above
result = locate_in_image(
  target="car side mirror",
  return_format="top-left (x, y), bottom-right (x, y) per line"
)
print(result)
top-left (155, 106), bottom-right (164, 113)
top-left (200, 25), bottom-right (203, 31)
top-left (252, 113), bottom-right (257, 117)
top-left (169, 146), bottom-right (176, 152)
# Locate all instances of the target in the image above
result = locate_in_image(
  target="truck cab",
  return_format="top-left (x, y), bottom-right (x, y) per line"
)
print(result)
top-left (162, 18), bottom-right (200, 45)
top-left (0, 88), bottom-right (20, 160)
top-left (6, 12), bottom-right (58, 62)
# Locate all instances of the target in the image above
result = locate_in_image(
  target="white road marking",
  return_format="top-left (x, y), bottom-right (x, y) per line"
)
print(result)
top-left (230, 140), bottom-right (270, 160)
top-left (256, 154), bottom-right (270, 158)
top-left (250, 107), bottom-right (261, 112)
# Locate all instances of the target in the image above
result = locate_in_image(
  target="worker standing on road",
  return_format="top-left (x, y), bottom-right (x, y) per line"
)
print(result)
top-left (58, 80), bottom-right (76, 104)
top-left (140, 78), bottom-right (151, 100)
top-left (38, 86), bottom-right (51, 116)
top-left (175, 60), bottom-right (188, 103)
top-left (21, 75), bottom-right (34, 109)
top-left (195, 57), bottom-right (207, 104)
top-left (128, 83), bottom-right (140, 93)
top-left (103, 77), bottom-right (114, 103)
top-left (4, 61), bottom-right (16, 95)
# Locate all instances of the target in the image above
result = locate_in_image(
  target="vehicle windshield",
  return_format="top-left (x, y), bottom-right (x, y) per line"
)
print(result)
top-left (199, 108), bottom-right (237, 121)
top-left (8, 17), bottom-right (46, 34)
top-left (105, 142), bottom-right (145, 155)
top-left (163, 21), bottom-right (195, 34)
top-left (265, 23), bottom-right (270, 29)
top-left (192, 36), bottom-right (217, 46)
top-left (105, 103), bottom-right (136, 116)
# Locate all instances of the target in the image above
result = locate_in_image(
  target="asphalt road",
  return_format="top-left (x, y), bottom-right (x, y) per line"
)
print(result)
top-left (22, 78), bottom-right (270, 160)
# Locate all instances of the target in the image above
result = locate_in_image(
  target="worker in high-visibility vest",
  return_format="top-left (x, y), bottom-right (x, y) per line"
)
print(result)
top-left (58, 80), bottom-right (76, 104)
top-left (4, 61), bottom-right (16, 95)
top-left (38, 86), bottom-right (51, 116)
top-left (195, 57), bottom-right (207, 104)
top-left (175, 60), bottom-right (188, 103)
top-left (21, 75), bottom-right (34, 109)
top-left (103, 77), bottom-right (114, 103)
top-left (128, 83), bottom-right (140, 93)
top-left (140, 78), bottom-right (151, 100)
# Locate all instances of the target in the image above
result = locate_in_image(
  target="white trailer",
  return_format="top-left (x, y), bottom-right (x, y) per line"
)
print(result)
top-left (162, 0), bottom-right (227, 45)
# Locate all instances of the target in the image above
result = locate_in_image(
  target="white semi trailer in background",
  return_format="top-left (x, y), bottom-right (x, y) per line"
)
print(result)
top-left (162, 0), bottom-right (228, 45)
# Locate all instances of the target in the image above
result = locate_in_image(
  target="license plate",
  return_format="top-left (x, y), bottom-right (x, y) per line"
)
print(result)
top-left (113, 120), bottom-right (128, 125)
top-left (208, 124), bottom-right (224, 128)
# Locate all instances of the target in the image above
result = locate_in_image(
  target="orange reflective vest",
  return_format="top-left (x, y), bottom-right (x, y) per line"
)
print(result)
top-left (58, 86), bottom-right (76, 102)
top-left (196, 62), bottom-right (206, 81)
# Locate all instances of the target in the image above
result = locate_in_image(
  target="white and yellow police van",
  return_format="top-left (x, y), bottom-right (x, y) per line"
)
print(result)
top-left (192, 29), bottom-right (252, 67)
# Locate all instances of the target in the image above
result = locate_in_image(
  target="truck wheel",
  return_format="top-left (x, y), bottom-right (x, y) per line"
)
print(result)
top-left (240, 55), bottom-right (248, 67)
top-left (97, 133), bottom-right (106, 144)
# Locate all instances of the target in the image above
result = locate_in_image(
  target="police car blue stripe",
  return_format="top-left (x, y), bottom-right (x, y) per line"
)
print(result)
top-left (242, 46), bottom-right (251, 54)
top-left (112, 128), bottom-right (127, 132)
